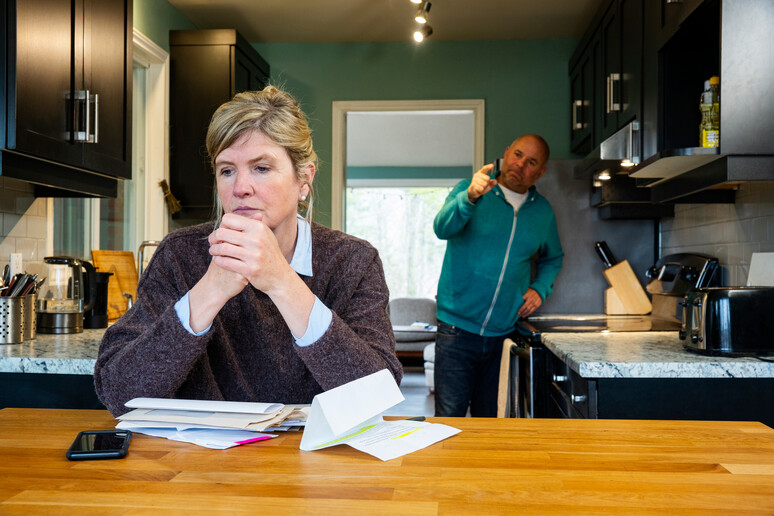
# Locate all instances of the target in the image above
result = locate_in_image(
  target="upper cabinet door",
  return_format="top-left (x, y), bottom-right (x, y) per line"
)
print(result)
top-left (81, 0), bottom-right (132, 178)
top-left (12, 0), bottom-right (82, 168)
top-left (597, 0), bottom-right (643, 141)
top-left (618, 0), bottom-right (643, 127)
top-left (599, 1), bottom-right (621, 140)
top-left (5, 0), bottom-right (131, 185)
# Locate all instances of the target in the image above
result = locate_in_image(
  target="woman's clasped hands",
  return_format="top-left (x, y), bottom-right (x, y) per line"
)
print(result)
top-left (207, 212), bottom-right (294, 300)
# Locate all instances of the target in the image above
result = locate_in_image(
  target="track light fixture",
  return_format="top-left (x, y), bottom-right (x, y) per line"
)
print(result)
top-left (410, 0), bottom-right (433, 42)
top-left (413, 24), bottom-right (433, 42)
top-left (415, 1), bottom-right (431, 24)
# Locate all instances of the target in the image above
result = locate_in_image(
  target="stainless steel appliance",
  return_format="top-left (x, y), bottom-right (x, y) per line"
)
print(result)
top-left (680, 287), bottom-right (774, 356)
top-left (36, 257), bottom-right (96, 334)
top-left (645, 253), bottom-right (720, 322)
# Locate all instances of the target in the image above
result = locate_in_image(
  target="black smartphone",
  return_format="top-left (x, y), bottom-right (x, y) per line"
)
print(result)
top-left (491, 158), bottom-right (503, 179)
top-left (66, 430), bottom-right (132, 461)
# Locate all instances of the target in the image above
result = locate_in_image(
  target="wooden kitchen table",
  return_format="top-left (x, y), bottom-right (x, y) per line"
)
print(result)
top-left (1, 409), bottom-right (773, 514)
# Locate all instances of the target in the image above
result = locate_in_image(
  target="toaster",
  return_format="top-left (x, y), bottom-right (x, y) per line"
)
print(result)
top-left (680, 287), bottom-right (774, 356)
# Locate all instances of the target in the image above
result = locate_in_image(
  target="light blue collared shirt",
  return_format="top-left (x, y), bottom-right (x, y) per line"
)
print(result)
top-left (174, 216), bottom-right (333, 346)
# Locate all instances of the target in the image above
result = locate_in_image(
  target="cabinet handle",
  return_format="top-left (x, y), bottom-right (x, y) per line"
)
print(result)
top-left (572, 100), bottom-right (584, 130)
top-left (68, 90), bottom-right (90, 143)
top-left (92, 93), bottom-right (99, 144)
top-left (553, 374), bottom-right (568, 382)
top-left (607, 73), bottom-right (621, 113)
top-left (571, 394), bottom-right (587, 403)
top-left (84, 90), bottom-right (91, 143)
top-left (68, 90), bottom-right (98, 144)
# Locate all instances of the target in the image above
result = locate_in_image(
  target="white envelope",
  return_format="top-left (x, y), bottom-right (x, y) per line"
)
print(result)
top-left (300, 368), bottom-right (404, 451)
top-left (125, 397), bottom-right (283, 414)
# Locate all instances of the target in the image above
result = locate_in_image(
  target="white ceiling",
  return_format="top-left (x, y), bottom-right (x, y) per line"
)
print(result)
top-left (167, 0), bottom-right (603, 43)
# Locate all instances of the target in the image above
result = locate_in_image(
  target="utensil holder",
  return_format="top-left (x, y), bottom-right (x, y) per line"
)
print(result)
top-left (23, 294), bottom-right (37, 340)
top-left (0, 297), bottom-right (24, 344)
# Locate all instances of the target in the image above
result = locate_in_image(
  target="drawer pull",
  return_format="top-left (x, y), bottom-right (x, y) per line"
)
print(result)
top-left (571, 394), bottom-right (587, 403)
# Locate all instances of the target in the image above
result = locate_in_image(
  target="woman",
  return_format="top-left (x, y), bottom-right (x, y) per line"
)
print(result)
top-left (95, 86), bottom-right (402, 417)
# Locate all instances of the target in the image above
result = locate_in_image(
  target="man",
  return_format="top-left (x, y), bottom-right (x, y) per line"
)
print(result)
top-left (433, 134), bottom-right (563, 417)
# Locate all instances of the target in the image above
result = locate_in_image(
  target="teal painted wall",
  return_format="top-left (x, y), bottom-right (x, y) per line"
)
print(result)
top-left (253, 40), bottom-right (576, 227)
top-left (347, 166), bottom-right (473, 181)
top-left (133, 0), bottom-right (195, 50)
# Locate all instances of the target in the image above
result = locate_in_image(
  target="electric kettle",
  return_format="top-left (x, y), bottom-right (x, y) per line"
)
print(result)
top-left (36, 257), bottom-right (96, 334)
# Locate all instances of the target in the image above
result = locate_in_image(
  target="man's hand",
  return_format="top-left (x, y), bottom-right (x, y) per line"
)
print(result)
top-left (518, 288), bottom-right (542, 318)
top-left (467, 164), bottom-right (499, 203)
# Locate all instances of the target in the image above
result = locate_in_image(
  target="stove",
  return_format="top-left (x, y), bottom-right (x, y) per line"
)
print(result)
top-left (519, 314), bottom-right (681, 337)
top-left (506, 314), bottom-right (680, 419)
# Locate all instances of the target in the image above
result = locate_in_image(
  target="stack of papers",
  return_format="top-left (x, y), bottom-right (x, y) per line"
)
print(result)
top-left (115, 369), bottom-right (460, 460)
top-left (116, 398), bottom-right (308, 449)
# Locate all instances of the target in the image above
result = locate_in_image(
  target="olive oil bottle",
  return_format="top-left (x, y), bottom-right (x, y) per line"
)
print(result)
top-left (700, 76), bottom-right (720, 148)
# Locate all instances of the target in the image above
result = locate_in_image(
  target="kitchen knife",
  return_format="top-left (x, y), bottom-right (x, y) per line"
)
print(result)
top-left (594, 241), bottom-right (618, 268)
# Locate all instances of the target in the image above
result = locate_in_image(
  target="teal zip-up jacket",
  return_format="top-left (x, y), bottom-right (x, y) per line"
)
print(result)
top-left (434, 179), bottom-right (563, 337)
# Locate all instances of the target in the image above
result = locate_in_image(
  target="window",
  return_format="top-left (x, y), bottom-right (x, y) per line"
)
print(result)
top-left (345, 185), bottom-right (453, 299)
top-left (336, 103), bottom-right (483, 300)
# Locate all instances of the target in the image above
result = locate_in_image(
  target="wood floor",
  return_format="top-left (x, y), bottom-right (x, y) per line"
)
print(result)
top-left (384, 366), bottom-right (434, 417)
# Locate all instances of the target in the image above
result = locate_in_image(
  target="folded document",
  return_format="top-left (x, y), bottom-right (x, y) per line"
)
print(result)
top-left (300, 368), bottom-right (460, 461)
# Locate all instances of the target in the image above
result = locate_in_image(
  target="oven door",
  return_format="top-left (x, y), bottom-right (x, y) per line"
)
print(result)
top-left (510, 337), bottom-right (548, 418)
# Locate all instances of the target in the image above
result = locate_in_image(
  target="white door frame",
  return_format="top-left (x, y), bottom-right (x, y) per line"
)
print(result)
top-left (133, 28), bottom-right (170, 242)
top-left (331, 99), bottom-right (485, 231)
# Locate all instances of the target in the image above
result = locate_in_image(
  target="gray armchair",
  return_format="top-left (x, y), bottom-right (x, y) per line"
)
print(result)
top-left (388, 297), bottom-right (437, 356)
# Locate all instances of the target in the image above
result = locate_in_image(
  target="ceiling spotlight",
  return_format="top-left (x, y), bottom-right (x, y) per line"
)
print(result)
top-left (410, 0), bottom-right (422, 4)
top-left (413, 24), bottom-right (433, 42)
top-left (415, 1), bottom-right (431, 24)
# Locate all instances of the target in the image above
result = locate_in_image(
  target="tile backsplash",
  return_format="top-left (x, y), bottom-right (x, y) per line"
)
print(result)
top-left (660, 182), bottom-right (774, 286)
top-left (0, 178), bottom-right (48, 276)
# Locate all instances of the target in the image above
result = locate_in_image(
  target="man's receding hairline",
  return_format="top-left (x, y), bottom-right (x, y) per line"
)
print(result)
top-left (512, 134), bottom-right (549, 165)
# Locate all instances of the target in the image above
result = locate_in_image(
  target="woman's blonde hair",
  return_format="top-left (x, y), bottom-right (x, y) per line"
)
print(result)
top-left (206, 85), bottom-right (317, 225)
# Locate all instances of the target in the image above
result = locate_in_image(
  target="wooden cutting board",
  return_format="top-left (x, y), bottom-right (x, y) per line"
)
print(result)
top-left (91, 250), bottom-right (138, 320)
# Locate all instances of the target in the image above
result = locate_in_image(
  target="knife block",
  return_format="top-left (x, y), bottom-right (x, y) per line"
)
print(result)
top-left (603, 260), bottom-right (652, 315)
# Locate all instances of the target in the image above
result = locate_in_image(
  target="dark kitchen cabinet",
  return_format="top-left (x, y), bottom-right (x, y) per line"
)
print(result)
top-left (649, 0), bottom-right (705, 51)
top-left (569, 33), bottom-right (599, 155)
top-left (569, 0), bottom-right (643, 152)
top-left (544, 348), bottom-right (774, 428)
top-left (1, 0), bottom-right (132, 197)
top-left (599, 0), bottom-right (643, 141)
top-left (169, 29), bottom-right (270, 221)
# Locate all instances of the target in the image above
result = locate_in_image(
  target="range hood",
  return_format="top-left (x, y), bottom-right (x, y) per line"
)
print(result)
top-left (573, 121), bottom-right (640, 180)
top-left (641, 154), bottom-right (774, 204)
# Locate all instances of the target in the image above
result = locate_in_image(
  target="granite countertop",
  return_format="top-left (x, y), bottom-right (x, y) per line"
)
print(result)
top-left (543, 331), bottom-right (774, 379)
top-left (5, 327), bottom-right (774, 380)
top-left (0, 329), bottom-right (105, 375)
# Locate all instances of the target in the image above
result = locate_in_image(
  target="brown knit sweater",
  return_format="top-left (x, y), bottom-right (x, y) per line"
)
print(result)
top-left (94, 221), bottom-right (402, 416)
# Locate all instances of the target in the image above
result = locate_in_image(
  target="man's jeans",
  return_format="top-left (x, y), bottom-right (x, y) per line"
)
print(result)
top-left (434, 321), bottom-right (507, 417)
